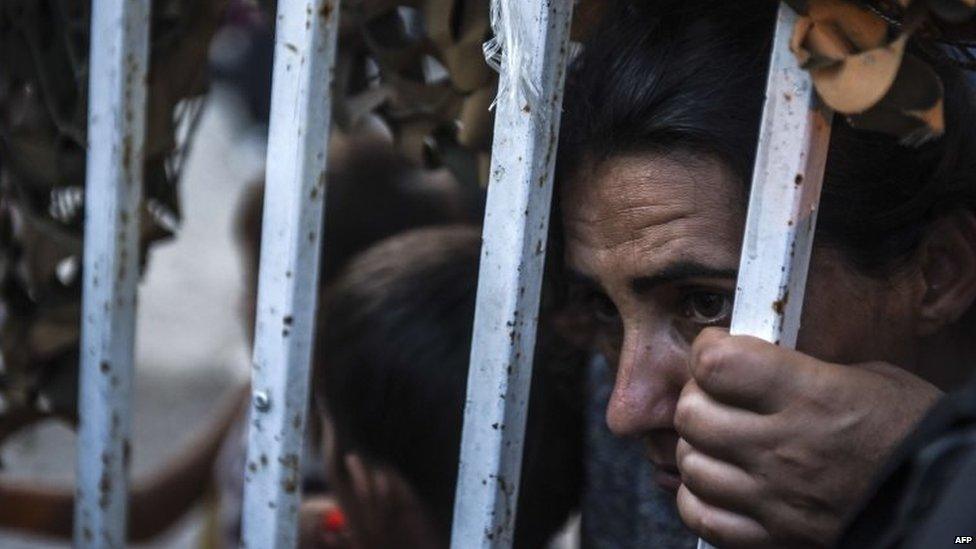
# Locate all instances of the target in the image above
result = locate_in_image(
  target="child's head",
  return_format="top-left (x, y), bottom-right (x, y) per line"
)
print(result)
top-left (314, 226), bottom-right (583, 548)
top-left (236, 136), bottom-right (475, 337)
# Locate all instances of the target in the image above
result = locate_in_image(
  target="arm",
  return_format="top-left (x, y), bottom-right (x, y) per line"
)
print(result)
top-left (0, 383), bottom-right (248, 542)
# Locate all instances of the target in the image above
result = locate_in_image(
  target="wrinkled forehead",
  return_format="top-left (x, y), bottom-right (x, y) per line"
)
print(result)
top-left (559, 153), bottom-right (745, 279)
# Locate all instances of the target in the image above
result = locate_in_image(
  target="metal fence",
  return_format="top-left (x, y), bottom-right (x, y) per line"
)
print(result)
top-left (74, 1), bottom-right (829, 548)
top-left (76, 1), bottom-right (150, 546)
top-left (696, 3), bottom-right (833, 548)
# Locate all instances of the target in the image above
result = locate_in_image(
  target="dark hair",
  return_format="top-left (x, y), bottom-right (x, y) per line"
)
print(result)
top-left (557, 0), bottom-right (976, 276)
top-left (236, 138), bottom-right (474, 335)
top-left (314, 226), bottom-right (583, 548)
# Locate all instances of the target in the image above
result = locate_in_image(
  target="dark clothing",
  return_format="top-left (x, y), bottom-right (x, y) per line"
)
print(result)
top-left (836, 377), bottom-right (976, 548)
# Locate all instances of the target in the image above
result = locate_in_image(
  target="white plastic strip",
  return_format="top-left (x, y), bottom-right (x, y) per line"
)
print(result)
top-left (240, 0), bottom-right (340, 547)
top-left (698, 3), bottom-right (833, 548)
top-left (451, 1), bottom-right (574, 548)
top-left (75, 0), bottom-right (151, 547)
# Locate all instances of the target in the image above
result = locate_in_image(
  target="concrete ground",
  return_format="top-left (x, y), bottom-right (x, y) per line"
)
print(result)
top-left (0, 87), bottom-right (263, 548)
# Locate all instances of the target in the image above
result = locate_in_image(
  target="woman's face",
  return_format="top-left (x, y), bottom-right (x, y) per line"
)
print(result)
top-left (560, 153), bottom-right (921, 492)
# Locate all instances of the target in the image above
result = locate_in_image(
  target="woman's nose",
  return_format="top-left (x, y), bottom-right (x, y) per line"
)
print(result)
top-left (605, 328), bottom-right (685, 437)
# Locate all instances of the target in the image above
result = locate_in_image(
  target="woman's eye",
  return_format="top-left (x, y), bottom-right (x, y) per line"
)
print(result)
top-left (591, 292), bottom-right (619, 324)
top-left (683, 291), bottom-right (732, 325)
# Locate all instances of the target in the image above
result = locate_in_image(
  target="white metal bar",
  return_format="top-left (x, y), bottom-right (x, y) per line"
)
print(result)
top-left (698, 3), bottom-right (833, 549)
top-left (450, 1), bottom-right (575, 548)
top-left (730, 2), bottom-right (832, 346)
top-left (240, 0), bottom-right (341, 547)
top-left (75, 0), bottom-right (151, 547)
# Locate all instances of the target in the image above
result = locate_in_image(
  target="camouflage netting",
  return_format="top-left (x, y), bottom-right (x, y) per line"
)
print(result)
top-left (0, 0), bottom-right (974, 445)
top-left (789, 0), bottom-right (976, 144)
top-left (304, 0), bottom-right (604, 186)
top-left (0, 0), bottom-right (227, 442)
top-left (319, 0), bottom-right (976, 173)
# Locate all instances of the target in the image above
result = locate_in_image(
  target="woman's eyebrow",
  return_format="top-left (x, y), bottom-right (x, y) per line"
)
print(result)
top-left (630, 261), bottom-right (737, 294)
top-left (566, 269), bottom-right (599, 289)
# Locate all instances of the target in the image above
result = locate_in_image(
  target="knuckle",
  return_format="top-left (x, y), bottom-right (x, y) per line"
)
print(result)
top-left (674, 392), bottom-right (697, 433)
top-left (695, 337), bottom-right (733, 387)
top-left (690, 328), bottom-right (718, 366)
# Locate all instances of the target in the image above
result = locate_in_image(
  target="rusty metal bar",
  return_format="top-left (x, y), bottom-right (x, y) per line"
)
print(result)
top-left (75, 0), bottom-right (151, 546)
top-left (450, 1), bottom-right (575, 547)
top-left (730, 2), bottom-right (833, 346)
top-left (698, 2), bottom-right (833, 548)
top-left (239, 0), bottom-right (341, 547)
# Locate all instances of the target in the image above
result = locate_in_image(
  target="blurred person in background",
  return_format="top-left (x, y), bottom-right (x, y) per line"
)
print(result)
top-left (302, 226), bottom-right (583, 549)
top-left (216, 134), bottom-right (481, 547)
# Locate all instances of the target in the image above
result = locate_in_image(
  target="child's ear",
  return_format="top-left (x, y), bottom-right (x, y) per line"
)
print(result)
top-left (916, 211), bottom-right (976, 336)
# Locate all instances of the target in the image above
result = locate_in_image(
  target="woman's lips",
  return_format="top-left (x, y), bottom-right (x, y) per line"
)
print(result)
top-left (653, 465), bottom-right (682, 493)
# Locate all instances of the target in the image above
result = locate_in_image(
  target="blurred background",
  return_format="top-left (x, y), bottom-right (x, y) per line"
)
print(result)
top-left (0, 80), bottom-right (263, 548)
top-left (0, 0), bottom-right (613, 546)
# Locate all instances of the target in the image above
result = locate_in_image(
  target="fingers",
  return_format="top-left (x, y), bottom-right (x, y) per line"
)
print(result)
top-left (345, 453), bottom-right (390, 527)
top-left (676, 438), bottom-right (763, 518)
top-left (373, 469), bottom-right (391, 511)
top-left (675, 379), bottom-right (773, 466)
top-left (690, 328), bottom-right (817, 413)
top-left (344, 453), bottom-right (372, 508)
top-left (344, 453), bottom-right (427, 533)
top-left (298, 498), bottom-right (352, 549)
top-left (677, 483), bottom-right (771, 549)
